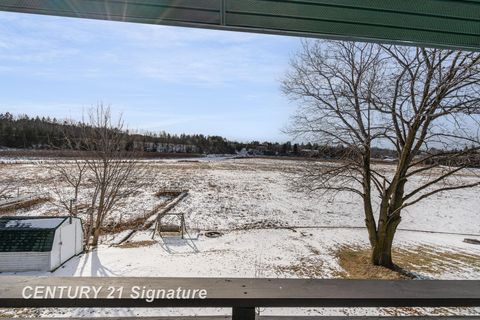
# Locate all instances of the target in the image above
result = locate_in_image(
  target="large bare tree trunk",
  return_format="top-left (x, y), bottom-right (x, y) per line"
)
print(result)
top-left (91, 188), bottom-right (106, 247)
top-left (85, 207), bottom-right (95, 249)
top-left (371, 214), bottom-right (401, 268)
top-left (92, 227), bottom-right (102, 247)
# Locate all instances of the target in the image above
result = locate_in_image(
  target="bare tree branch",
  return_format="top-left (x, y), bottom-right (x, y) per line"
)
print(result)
top-left (283, 40), bottom-right (480, 268)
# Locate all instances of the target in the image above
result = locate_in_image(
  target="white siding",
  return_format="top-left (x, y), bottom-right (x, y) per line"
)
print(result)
top-left (75, 219), bottom-right (83, 255)
top-left (50, 218), bottom-right (83, 271)
top-left (60, 218), bottom-right (78, 261)
top-left (0, 252), bottom-right (50, 272)
top-left (50, 227), bottom-right (61, 270)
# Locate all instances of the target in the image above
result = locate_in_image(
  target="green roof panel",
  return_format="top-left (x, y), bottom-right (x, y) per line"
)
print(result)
top-left (0, 0), bottom-right (478, 50)
top-left (0, 229), bottom-right (56, 252)
top-left (0, 216), bottom-right (66, 252)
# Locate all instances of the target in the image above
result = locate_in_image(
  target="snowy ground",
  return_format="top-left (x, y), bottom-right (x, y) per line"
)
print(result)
top-left (1, 157), bottom-right (479, 317)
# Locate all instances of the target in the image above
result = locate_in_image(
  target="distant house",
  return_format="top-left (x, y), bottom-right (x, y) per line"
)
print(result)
top-left (236, 148), bottom-right (249, 157)
top-left (155, 143), bottom-right (198, 153)
top-left (300, 149), bottom-right (320, 157)
top-left (0, 216), bottom-right (83, 272)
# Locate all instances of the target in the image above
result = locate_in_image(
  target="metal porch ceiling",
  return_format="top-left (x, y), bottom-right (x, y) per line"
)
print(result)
top-left (0, 0), bottom-right (479, 50)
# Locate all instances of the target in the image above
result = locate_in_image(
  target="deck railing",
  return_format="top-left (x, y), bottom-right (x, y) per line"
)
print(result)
top-left (1, 277), bottom-right (480, 319)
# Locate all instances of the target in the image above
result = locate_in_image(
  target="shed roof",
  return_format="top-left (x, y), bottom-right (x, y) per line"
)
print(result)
top-left (0, 216), bottom-right (69, 252)
top-left (0, 217), bottom-right (67, 230)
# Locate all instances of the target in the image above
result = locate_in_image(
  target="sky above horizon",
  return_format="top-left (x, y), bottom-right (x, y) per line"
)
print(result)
top-left (0, 11), bottom-right (302, 142)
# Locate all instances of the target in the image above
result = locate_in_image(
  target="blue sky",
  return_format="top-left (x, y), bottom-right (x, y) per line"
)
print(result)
top-left (0, 11), bottom-right (302, 142)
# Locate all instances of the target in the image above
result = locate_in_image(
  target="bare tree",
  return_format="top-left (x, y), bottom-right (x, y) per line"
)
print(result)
top-left (0, 182), bottom-right (13, 199)
top-left (79, 104), bottom-right (143, 248)
top-left (0, 163), bottom-right (14, 200)
top-left (47, 124), bottom-right (88, 215)
top-left (282, 40), bottom-right (480, 269)
top-left (48, 158), bottom-right (87, 215)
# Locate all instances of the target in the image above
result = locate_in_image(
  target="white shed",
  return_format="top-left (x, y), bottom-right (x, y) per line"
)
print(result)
top-left (0, 216), bottom-right (83, 272)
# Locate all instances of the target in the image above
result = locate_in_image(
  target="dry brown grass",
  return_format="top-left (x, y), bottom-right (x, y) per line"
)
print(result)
top-left (275, 256), bottom-right (326, 278)
top-left (101, 214), bottom-right (151, 234)
top-left (100, 189), bottom-right (182, 234)
top-left (158, 223), bottom-right (182, 232)
top-left (0, 308), bottom-right (38, 318)
top-left (274, 244), bottom-right (326, 278)
top-left (155, 190), bottom-right (182, 197)
top-left (335, 244), bottom-right (480, 279)
top-left (392, 244), bottom-right (480, 275)
top-left (117, 240), bottom-right (156, 248)
top-left (334, 245), bottom-right (409, 279)
top-left (0, 197), bottom-right (51, 214)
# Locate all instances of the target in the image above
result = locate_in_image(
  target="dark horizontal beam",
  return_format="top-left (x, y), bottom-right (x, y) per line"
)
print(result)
top-left (1, 277), bottom-right (480, 308)
top-left (0, 0), bottom-right (479, 50)
top-left (0, 318), bottom-right (230, 320)
top-left (3, 317), bottom-right (480, 320)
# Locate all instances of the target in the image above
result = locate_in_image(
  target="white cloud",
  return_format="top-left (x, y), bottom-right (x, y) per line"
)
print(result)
top-left (0, 11), bottom-right (295, 85)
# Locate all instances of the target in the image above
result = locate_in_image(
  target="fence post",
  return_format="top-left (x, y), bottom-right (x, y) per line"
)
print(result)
top-left (232, 306), bottom-right (255, 320)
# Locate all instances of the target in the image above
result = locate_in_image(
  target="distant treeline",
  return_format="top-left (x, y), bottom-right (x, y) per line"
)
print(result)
top-left (0, 112), bottom-right (397, 158)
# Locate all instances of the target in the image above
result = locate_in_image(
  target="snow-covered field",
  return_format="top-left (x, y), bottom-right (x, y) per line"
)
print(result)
top-left (2, 157), bottom-right (479, 234)
top-left (1, 157), bottom-right (479, 317)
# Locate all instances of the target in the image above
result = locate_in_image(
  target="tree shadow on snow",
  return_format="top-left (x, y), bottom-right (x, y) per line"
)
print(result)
top-left (89, 249), bottom-right (119, 276)
top-left (61, 249), bottom-right (119, 277)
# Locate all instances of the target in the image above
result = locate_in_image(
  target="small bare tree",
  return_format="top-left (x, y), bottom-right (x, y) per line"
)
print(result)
top-left (47, 124), bottom-right (88, 215)
top-left (0, 155), bottom-right (13, 200)
top-left (282, 40), bottom-right (480, 269)
top-left (79, 104), bottom-right (143, 248)
top-left (0, 182), bottom-right (13, 199)
top-left (49, 158), bottom-right (87, 215)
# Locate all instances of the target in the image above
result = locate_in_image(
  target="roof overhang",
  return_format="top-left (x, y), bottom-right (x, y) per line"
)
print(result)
top-left (0, 0), bottom-right (479, 51)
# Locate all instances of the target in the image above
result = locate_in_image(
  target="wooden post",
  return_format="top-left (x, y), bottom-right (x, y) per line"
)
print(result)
top-left (232, 307), bottom-right (255, 320)
top-left (181, 213), bottom-right (185, 239)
